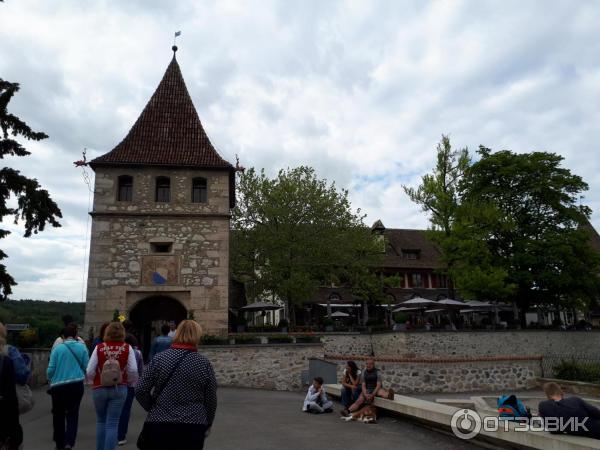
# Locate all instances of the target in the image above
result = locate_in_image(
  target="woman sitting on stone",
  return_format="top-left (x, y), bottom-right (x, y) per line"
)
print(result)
top-left (135, 320), bottom-right (217, 450)
top-left (340, 360), bottom-right (361, 409)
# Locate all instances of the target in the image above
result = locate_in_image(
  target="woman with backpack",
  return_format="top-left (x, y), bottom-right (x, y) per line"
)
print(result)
top-left (47, 323), bottom-right (90, 450)
top-left (0, 323), bottom-right (23, 450)
top-left (86, 321), bottom-right (138, 450)
top-left (135, 320), bottom-right (217, 450)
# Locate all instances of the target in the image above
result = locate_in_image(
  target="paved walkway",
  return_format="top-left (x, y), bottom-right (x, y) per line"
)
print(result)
top-left (23, 387), bottom-right (479, 449)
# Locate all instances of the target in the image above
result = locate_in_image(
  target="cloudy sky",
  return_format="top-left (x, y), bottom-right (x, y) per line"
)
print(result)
top-left (1, 0), bottom-right (599, 301)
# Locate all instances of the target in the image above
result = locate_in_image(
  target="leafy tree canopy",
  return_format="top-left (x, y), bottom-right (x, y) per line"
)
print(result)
top-left (403, 135), bottom-right (470, 298)
top-left (0, 79), bottom-right (62, 298)
top-left (453, 147), bottom-right (600, 318)
top-left (232, 166), bottom-right (381, 325)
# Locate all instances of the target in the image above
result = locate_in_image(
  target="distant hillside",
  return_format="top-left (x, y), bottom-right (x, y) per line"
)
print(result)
top-left (0, 300), bottom-right (85, 348)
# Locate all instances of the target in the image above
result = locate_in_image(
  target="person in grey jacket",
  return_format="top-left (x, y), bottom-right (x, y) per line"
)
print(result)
top-left (303, 377), bottom-right (333, 413)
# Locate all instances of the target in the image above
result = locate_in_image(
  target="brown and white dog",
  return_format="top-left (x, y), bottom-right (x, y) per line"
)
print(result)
top-left (341, 405), bottom-right (378, 424)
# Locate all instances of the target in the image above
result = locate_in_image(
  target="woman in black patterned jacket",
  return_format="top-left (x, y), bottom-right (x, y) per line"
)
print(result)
top-left (135, 320), bottom-right (217, 450)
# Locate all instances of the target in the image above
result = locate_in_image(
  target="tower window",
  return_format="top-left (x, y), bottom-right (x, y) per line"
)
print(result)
top-left (151, 242), bottom-right (173, 253)
top-left (117, 175), bottom-right (133, 201)
top-left (192, 177), bottom-right (208, 203)
top-left (155, 176), bottom-right (170, 202)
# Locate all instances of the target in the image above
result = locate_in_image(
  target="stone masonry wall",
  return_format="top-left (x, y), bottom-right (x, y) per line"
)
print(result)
top-left (92, 167), bottom-right (230, 215)
top-left (323, 331), bottom-right (600, 359)
top-left (24, 344), bottom-right (324, 391)
top-left (85, 166), bottom-right (230, 336)
top-left (328, 356), bottom-right (541, 394)
top-left (202, 344), bottom-right (324, 391)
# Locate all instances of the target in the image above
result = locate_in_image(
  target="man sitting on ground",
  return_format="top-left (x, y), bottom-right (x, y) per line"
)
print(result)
top-left (342, 358), bottom-right (394, 417)
top-left (302, 377), bottom-right (333, 414)
top-left (538, 382), bottom-right (600, 439)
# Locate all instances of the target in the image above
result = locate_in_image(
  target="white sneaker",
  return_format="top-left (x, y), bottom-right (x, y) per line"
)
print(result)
top-left (118, 440), bottom-right (127, 446)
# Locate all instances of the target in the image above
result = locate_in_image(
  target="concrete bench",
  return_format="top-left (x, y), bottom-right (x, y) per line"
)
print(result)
top-left (325, 384), bottom-right (600, 450)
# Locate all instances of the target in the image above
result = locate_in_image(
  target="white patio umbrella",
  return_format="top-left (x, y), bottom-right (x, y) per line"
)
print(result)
top-left (392, 306), bottom-right (423, 312)
top-left (437, 298), bottom-right (466, 306)
top-left (401, 297), bottom-right (439, 306)
top-left (464, 300), bottom-right (492, 308)
top-left (240, 301), bottom-right (283, 311)
top-left (330, 311), bottom-right (350, 318)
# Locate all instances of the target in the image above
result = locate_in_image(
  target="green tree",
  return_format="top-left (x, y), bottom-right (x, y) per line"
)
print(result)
top-left (403, 135), bottom-right (470, 298)
top-left (232, 166), bottom-right (379, 326)
top-left (453, 147), bottom-right (600, 325)
top-left (0, 79), bottom-right (62, 299)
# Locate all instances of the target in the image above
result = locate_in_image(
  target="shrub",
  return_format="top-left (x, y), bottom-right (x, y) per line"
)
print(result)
top-left (295, 335), bottom-right (321, 344)
top-left (202, 335), bottom-right (229, 345)
top-left (393, 313), bottom-right (408, 324)
top-left (267, 334), bottom-right (293, 344)
top-left (233, 335), bottom-right (261, 345)
top-left (553, 360), bottom-right (600, 384)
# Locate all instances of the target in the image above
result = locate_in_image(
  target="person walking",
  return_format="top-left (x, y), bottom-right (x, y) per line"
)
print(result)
top-left (47, 323), bottom-right (90, 450)
top-left (0, 322), bottom-right (31, 386)
top-left (86, 322), bottom-right (138, 450)
top-left (117, 334), bottom-right (144, 446)
top-left (135, 320), bottom-right (217, 450)
top-left (52, 322), bottom-right (86, 349)
top-left (0, 324), bottom-right (23, 450)
top-left (148, 324), bottom-right (172, 360)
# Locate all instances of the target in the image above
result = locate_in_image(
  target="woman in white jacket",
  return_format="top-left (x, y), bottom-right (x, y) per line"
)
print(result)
top-left (302, 377), bottom-right (333, 413)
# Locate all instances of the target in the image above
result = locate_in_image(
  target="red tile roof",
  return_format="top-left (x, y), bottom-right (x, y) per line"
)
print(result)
top-left (91, 55), bottom-right (232, 170)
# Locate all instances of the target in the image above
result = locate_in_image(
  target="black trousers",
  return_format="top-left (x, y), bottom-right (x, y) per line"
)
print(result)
top-left (138, 422), bottom-right (207, 450)
top-left (50, 381), bottom-right (84, 448)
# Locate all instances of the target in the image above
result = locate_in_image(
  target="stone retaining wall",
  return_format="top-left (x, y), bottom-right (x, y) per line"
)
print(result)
top-left (322, 331), bottom-right (600, 359)
top-left (23, 344), bottom-right (324, 391)
top-left (327, 355), bottom-right (542, 393)
top-left (202, 344), bottom-right (323, 391)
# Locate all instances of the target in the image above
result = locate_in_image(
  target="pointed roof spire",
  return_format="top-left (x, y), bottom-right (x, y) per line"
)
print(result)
top-left (91, 52), bottom-right (232, 170)
top-left (371, 219), bottom-right (386, 234)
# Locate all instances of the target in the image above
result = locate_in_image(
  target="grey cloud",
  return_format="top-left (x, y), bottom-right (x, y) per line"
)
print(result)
top-left (0, 0), bottom-right (599, 300)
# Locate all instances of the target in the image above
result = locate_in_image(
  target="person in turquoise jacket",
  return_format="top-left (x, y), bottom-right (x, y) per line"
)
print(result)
top-left (47, 324), bottom-right (89, 450)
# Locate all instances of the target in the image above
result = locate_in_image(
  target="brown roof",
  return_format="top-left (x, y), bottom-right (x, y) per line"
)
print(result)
top-left (382, 228), bottom-right (444, 269)
top-left (582, 219), bottom-right (600, 253)
top-left (91, 54), bottom-right (232, 170)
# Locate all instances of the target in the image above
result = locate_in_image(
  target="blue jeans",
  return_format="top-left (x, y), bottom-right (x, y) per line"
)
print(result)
top-left (93, 386), bottom-right (127, 450)
top-left (118, 387), bottom-right (135, 441)
top-left (341, 386), bottom-right (361, 408)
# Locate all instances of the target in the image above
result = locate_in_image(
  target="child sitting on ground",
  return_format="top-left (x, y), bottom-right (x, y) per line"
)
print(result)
top-left (302, 377), bottom-right (333, 413)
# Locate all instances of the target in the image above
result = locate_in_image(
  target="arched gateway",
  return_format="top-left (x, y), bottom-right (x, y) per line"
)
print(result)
top-left (129, 296), bottom-right (187, 359)
top-left (83, 47), bottom-right (234, 338)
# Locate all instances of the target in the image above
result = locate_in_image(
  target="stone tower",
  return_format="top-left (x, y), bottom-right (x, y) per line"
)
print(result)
top-left (84, 49), bottom-right (234, 351)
